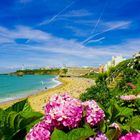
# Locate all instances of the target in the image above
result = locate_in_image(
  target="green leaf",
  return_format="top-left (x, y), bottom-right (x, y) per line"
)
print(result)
top-left (25, 118), bottom-right (41, 132)
top-left (115, 107), bottom-right (133, 118)
top-left (121, 116), bottom-right (140, 132)
top-left (14, 114), bottom-right (24, 131)
top-left (51, 129), bottom-right (67, 140)
top-left (97, 120), bottom-right (107, 133)
top-left (0, 99), bottom-right (43, 139)
top-left (121, 124), bottom-right (130, 132)
top-left (20, 112), bottom-right (43, 129)
top-left (130, 116), bottom-right (140, 130)
top-left (7, 111), bottom-right (20, 131)
top-left (107, 101), bottom-right (120, 122)
top-left (5, 99), bottom-right (32, 113)
top-left (0, 109), bottom-right (5, 127)
top-left (0, 128), bottom-right (5, 140)
top-left (83, 123), bottom-right (91, 129)
top-left (20, 111), bottom-right (43, 119)
top-left (67, 127), bottom-right (95, 140)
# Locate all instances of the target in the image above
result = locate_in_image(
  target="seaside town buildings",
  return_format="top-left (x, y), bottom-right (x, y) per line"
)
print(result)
top-left (133, 52), bottom-right (140, 58)
top-left (103, 56), bottom-right (126, 72)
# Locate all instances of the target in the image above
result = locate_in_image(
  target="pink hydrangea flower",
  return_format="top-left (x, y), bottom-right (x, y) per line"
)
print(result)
top-left (26, 121), bottom-right (53, 140)
top-left (89, 132), bottom-right (108, 140)
top-left (44, 94), bottom-right (83, 129)
top-left (83, 100), bottom-right (105, 126)
top-left (120, 95), bottom-right (137, 101)
top-left (119, 132), bottom-right (140, 140)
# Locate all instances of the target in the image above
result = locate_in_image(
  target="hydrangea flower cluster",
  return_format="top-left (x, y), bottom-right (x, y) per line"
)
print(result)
top-left (26, 94), bottom-right (105, 140)
top-left (119, 132), bottom-right (140, 140)
top-left (120, 95), bottom-right (137, 101)
top-left (83, 100), bottom-right (105, 126)
top-left (44, 94), bottom-right (83, 129)
top-left (26, 121), bottom-right (52, 140)
top-left (89, 132), bottom-right (108, 140)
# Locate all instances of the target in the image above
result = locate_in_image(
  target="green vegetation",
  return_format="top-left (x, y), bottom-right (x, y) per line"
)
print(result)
top-left (83, 72), bottom-right (99, 80)
top-left (0, 99), bottom-right (43, 140)
top-left (50, 98), bottom-right (140, 140)
top-left (80, 57), bottom-right (140, 107)
top-left (79, 56), bottom-right (140, 139)
top-left (51, 124), bottom-right (95, 140)
top-left (1, 55), bottom-right (139, 139)
top-left (13, 68), bottom-right (68, 76)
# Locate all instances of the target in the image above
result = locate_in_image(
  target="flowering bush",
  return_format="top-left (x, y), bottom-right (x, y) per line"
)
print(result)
top-left (44, 94), bottom-right (83, 129)
top-left (26, 94), bottom-right (139, 140)
top-left (26, 94), bottom-right (105, 140)
top-left (83, 100), bottom-right (105, 126)
top-left (26, 121), bottom-right (53, 140)
top-left (119, 132), bottom-right (140, 140)
top-left (120, 95), bottom-right (137, 101)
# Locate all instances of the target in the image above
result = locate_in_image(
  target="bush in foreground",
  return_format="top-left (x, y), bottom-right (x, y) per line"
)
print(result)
top-left (26, 94), bottom-right (140, 140)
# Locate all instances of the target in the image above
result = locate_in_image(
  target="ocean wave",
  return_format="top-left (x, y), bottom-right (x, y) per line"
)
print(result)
top-left (0, 75), bottom-right (61, 103)
top-left (47, 76), bottom-right (62, 89)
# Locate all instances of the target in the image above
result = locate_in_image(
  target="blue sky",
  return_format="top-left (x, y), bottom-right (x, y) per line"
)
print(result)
top-left (0, 0), bottom-right (140, 72)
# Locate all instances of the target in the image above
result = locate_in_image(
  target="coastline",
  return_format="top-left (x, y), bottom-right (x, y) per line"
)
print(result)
top-left (0, 74), bottom-right (62, 105)
top-left (0, 76), bottom-right (63, 108)
top-left (0, 77), bottom-right (95, 113)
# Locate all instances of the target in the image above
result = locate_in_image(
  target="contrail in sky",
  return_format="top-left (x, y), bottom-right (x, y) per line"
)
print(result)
top-left (82, 22), bottom-right (129, 45)
top-left (91, 0), bottom-right (108, 34)
top-left (83, 0), bottom-right (108, 45)
top-left (26, 0), bottom-right (76, 43)
top-left (39, 0), bottom-right (76, 26)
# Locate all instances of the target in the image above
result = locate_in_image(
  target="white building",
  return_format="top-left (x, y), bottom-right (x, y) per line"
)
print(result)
top-left (133, 52), bottom-right (140, 58)
top-left (104, 56), bottom-right (126, 71)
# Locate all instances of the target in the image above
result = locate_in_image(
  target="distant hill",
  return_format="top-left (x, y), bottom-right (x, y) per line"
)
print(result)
top-left (12, 68), bottom-right (68, 76)
top-left (13, 67), bottom-right (97, 77)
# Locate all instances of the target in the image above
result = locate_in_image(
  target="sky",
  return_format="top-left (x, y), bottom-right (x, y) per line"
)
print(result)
top-left (0, 0), bottom-right (140, 72)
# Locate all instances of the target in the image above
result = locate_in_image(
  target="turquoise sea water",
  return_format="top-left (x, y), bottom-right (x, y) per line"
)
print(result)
top-left (0, 75), bottom-right (61, 103)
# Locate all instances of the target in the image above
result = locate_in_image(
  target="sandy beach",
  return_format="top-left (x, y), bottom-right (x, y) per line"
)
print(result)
top-left (0, 77), bottom-right (95, 113)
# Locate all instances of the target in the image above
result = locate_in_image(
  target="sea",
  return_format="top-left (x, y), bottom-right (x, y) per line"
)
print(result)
top-left (0, 74), bottom-right (61, 103)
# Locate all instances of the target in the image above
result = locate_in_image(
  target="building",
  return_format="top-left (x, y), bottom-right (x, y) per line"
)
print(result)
top-left (133, 52), bottom-right (140, 58)
top-left (104, 56), bottom-right (126, 72)
top-left (112, 56), bottom-right (126, 66)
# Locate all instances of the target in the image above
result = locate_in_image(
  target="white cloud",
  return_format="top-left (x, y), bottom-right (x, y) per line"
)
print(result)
top-left (0, 26), bottom-right (51, 43)
top-left (0, 25), bottom-right (139, 68)
top-left (0, 36), bottom-right (14, 44)
top-left (65, 26), bottom-right (90, 37)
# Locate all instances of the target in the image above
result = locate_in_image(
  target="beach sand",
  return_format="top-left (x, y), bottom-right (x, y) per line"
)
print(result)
top-left (0, 77), bottom-right (95, 113)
